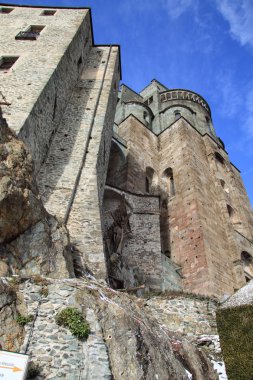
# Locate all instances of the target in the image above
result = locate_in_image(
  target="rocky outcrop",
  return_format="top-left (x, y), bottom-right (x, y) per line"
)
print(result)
top-left (0, 111), bottom-right (43, 244)
top-left (0, 279), bottom-right (25, 352)
top-left (0, 110), bottom-right (74, 278)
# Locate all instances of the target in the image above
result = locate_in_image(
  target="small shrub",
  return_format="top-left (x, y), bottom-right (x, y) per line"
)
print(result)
top-left (16, 314), bottom-right (34, 326)
top-left (39, 286), bottom-right (48, 297)
top-left (31, 275), bottom-right (50, 286)
top-left (27, 361), bottom-right (41, 379)
top-left (55, 307), bottom-right (90, 340)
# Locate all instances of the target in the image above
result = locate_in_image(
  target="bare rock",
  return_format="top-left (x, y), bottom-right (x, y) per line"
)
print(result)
top-left (0, 112), bottom-right (75, 278)
top-left (0, 279), bottom-right (24, 351)
top-left (0, 114), bottom-right (44, 244)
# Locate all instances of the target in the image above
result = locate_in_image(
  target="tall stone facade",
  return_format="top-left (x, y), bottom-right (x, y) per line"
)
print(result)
top-left (104, 80), bottom-right (253, 297)
top-left (0, 5), bottom-right (121, 279)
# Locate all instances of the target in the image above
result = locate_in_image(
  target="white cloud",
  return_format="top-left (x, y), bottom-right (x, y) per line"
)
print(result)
top-left (119, 0), bottom-right (196, 19)
top-left (216, 0), bottom-right (253, 47)
top-left (162, 0), bottom-right (196, 19)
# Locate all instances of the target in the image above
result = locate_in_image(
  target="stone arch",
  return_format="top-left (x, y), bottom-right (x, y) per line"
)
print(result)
top-left (145, 166), bottom-right (158, 194)
top-left (241, 251), bottom-right (253, 282)
top-left (106, 140), bottom-right (126, 188)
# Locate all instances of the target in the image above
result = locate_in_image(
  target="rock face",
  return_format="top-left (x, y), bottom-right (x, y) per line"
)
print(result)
top-left (0, 279), bottom-right (24, 352)
top-left (0, 111), bottom-right (74, 278)
top-left (0, 112), bottom-right (44, 244)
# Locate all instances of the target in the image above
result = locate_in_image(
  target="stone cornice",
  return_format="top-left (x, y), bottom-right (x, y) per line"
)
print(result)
top-left (160, 89), bottom-right (211, 115)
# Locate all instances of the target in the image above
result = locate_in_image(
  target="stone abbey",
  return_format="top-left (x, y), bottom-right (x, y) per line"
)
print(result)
top-left (1, 4), bottom-right (253, 299)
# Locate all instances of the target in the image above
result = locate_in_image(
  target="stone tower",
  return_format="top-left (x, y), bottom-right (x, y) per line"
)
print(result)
top-left (103, 80), bottom-right (253, 297)
top-left (0, 4), bottom-right (121, 279)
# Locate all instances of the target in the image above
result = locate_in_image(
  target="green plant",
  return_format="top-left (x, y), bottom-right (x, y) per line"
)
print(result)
top-left (55, 307), bottom-right (90, 340)
top-left (16, 314), bottom-right (34, 326)
top-left (39, 286), bottom-right (49, 297)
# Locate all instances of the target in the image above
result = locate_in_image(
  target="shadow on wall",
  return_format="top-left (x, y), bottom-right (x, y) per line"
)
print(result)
top-left (103, 143), bottom-right (177, 289)
top-left (37, 49), bottom-right (104, 204)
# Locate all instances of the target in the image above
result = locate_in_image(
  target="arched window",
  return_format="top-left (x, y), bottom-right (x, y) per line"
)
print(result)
top-left (106, 141), bottom-right (126, 188)
top-left (162, 167), bottom-right (175, 197)
top-left (174, 110), bottom-right (181, 121)
top-left (227, 204), bottom-right (233, 218)
top-left (145, 167), bottom-right (158, 194)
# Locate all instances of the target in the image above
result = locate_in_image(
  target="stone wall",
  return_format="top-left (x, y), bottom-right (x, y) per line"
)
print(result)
top-left (110, 90), bottom-right (253, 297)
top-left (0, 276), bottom-right (221, 380)
top-left (0, 6), bottom-right (91, 172)
top-left (38, 45), bottom-right (120, 279)
top-left (103, 186), bottom-right (163, 290)
top-left (146, 295), bottom-right (217, 336)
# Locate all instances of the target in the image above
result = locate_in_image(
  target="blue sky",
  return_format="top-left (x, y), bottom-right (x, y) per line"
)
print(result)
top-left (2, 0), bottom-right (253, 206)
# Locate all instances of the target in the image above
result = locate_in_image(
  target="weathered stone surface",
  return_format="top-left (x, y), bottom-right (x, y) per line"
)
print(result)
top-left (0, 112), bottom-right (74, 278)
top-left (0, 113), bottom-right (44, 244)
top-left (0, 279), bottom-right (24, 351)
top-left (0, 277), bottom-right (220, 380)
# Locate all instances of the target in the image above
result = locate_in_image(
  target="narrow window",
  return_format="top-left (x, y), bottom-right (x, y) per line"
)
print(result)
top-left (215, 152), bottom-right (225, 165)
top-left (227, 204), bottom-right (233, 218)
top-left (145, 177), bottom-right (150, 193)
top-left (143, 111), bottom-right (148, 121)
top-left (147, 96), bottom-right (153, 105)
top-left (41, 10), bottom-right (56, 16)
top-left (78, 55), bottom-right (83, 67)
top-left (0, 56), bottom-right (18, 71)
top-left (15, 25), bottom-right (45, 40)
top-left (0, 7), bottom-right (14, 13)
top-left (220, 179), bottom-right (225, 188)
top-left (162, 167), bottom-right (175, 197)
top-left (174, 110), bottom-right (181, 120)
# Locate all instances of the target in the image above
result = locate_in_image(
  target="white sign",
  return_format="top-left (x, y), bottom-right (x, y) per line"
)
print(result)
top-left (0, 350), bottom-right (29, 380)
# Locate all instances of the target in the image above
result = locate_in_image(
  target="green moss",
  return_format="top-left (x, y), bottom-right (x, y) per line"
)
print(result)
top-left (55, 307), bottom-right (90, 340)
top-left (216, 305), bottom-right (253, 380)
top-left (16, 314), bottom-right (34, 326)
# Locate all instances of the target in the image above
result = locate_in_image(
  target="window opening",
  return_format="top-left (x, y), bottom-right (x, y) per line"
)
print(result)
top-left (215, 152), bottom-right (225, 165)
top-left (227, 204), bottom-right (233, 218)
top-left (0, 56), bottom-right (18, 71)
top-left (241, 251), bottom-right (253, 282)
top-left (145, 177), bottom-right (150, 193)
top-left (162, 167), bottom-right (175, 197)
top-left (78, 55), bottom-right (83, 67)
top-left (41, 10), bottom-right (56, 16)
top-left (15, 25), bottom-right (45, 40)
top-left (174, 110), bottom-right (181, 121)
top-left (0, 7), bottom-right (14, 13)
top-left (145, 97), bottom-right (153, 105)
